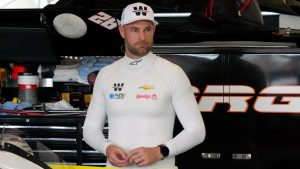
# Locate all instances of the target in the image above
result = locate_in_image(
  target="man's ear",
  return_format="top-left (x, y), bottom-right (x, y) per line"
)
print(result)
top-left (118, 25), bottom-right (125, 39)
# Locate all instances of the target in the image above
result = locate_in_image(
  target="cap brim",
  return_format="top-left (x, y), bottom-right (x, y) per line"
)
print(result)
top-left (121, 18), bottom-right (159, 26)
top-left (53, 13), bottom-right (87, 39)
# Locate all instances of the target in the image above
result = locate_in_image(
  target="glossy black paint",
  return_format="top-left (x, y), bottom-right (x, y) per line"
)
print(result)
top-left (155, 44), bottom-right (300, 169)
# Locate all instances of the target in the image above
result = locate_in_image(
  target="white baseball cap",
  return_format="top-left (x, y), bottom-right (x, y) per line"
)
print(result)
top-left (120, 2), bottom-right (159, 26)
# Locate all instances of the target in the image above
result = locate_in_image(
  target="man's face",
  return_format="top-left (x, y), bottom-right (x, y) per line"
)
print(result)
top-left (119, 20), bottom-right (155, 59)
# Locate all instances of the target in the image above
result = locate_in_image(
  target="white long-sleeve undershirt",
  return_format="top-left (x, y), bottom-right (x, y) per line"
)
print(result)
top-left (83, 52), bottom-right (206, 169)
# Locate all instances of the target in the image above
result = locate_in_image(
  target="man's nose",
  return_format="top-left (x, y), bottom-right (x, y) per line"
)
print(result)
top-left (139, 31), bottom-right (146, 40)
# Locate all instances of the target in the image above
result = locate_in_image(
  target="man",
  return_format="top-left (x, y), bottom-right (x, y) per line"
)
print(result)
top-left (83, 2), bottom-right (206, 169)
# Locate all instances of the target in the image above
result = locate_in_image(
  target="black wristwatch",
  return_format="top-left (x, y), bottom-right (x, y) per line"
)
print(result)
top-left (159, 144), bottom-right (169, 159)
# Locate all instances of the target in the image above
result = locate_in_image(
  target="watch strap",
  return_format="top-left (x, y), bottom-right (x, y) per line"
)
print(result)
top-left (159, 144), bottom-right (169, 159)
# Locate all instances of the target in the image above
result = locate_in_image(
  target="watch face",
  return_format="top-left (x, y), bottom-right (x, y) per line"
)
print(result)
top-left (160, 145), bottom-right (169, 157)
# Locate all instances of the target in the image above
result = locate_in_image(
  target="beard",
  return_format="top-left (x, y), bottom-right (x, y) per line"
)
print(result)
top-left (125, 40), bottom-right (152, 57)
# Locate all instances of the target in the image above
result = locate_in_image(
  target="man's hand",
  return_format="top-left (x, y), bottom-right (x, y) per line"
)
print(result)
top-left (127, 146), bottom-right (163, 167)
top-left (106, 144), bottom-right (128, 167)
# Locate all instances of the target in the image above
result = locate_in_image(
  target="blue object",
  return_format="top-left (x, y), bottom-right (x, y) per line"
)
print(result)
top-left (0, 101), bottom-right (32, 110)
top-left (16, 102), bottom-right (33, 110)
top-left (0, 101), bottom-right (18, 110)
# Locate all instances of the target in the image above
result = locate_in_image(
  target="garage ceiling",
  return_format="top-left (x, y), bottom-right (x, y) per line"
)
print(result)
top-left (0, 0), bottom-right (299, 61)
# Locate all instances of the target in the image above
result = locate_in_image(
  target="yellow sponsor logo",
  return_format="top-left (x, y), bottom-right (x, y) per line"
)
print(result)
top-left (139, 85), bottom-right (155, 90)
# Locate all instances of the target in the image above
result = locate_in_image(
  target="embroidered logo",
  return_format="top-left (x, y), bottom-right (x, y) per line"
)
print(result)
top-left (139, 85), bottom-right (155, 90)
top-left (113, 83), bottom-right (124, 91)
top-left (132, 6), bottom-right (148, 16)
top-left (136, 94), bottom-right (157, 100)
top-left (109, 93), bottom-right (125, 99)
top-left (129, 59), bottom-right (143, 65)
top-left (110, 83), bottom-right (125, 99)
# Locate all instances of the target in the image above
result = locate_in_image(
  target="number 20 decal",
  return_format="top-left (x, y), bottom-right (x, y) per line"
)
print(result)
top-left (88, 12), bottom-right (120, 30)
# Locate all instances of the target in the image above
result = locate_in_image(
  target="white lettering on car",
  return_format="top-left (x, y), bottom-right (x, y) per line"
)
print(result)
top-left (255, 86), bottom-right (300, 113)
top-left (195, 85), bottom-right (300, 113)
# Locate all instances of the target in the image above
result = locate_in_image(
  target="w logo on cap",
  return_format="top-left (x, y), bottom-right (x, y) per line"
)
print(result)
top-left (132, 6), bottom-right (148, 16)
top-left (120, 2), bottom-right (158, 26)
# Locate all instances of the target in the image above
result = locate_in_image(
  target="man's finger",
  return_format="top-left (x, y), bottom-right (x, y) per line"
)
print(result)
top-left (128, 151), bottom-right (139, 161)
top-left (128, 153), bottom-right (140, 164)
top-left (128, 149), bottom-right (139, 158)
top-left (134, 156), bottom-right (144, 165)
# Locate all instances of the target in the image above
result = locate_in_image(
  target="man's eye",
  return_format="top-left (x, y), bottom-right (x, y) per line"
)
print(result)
top-left (132, 29), bottom-right (139, 32)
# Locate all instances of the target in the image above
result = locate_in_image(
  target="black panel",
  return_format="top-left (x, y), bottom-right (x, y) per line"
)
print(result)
top-left (0, 27), bottom-right (58, 63)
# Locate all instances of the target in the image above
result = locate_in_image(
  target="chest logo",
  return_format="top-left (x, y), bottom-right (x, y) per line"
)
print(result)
top-left (109, 93), bottom-right (125, 99)
top-left (136, 94), bottom-right (157, 100)
top-left (113, 83), bottom-right (124, 91)
top-left (139, 85), bottom-right (155, 90)
top-left (109, 83), bottom-right (125, 99)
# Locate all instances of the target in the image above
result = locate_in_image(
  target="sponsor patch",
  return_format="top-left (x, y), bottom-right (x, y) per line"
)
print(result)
top-left (136, 94), bottom-right (157, 100)
top-left (139, 84), bottom-right (155, 90)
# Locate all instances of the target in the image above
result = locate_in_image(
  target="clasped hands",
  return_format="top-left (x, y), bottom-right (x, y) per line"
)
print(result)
top-left (106, 144), bottom-right (164, 167)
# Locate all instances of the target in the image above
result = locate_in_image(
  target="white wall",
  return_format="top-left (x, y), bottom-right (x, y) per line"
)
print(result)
top-left (0, 0), bottom-right (58, 9)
